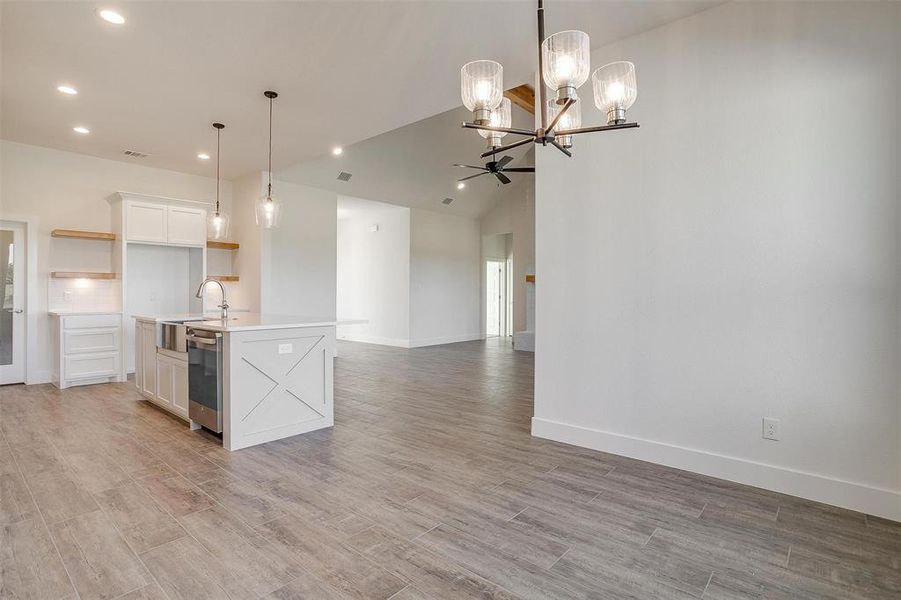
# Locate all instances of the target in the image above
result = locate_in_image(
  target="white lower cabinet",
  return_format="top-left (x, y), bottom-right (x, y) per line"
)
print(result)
top-left (51, 313), bottom-right (123, 389)
top-left (134, 319), bottom-right (189, 420)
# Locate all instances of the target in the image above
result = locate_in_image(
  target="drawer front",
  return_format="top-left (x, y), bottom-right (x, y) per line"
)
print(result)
top-left (63, 314), bottom-right (121, 329)
top-left (65, 352), bottom-right (119, 380)
top-left (64, 328), bottom-right (119, 354)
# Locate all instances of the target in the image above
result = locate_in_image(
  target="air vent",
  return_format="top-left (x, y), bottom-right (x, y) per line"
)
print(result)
top-left (123, 150), bottom-right (150, 159)
top-left (336, 171), bottom-right (352, 182)
top-left (442, 197), bottom-right (454, 205)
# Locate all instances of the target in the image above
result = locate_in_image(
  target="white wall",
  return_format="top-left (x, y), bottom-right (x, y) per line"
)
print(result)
top-left (337, 196), bottom-right (411, 346)
top-left (533, 1), bottom-right (901, 520)
top-left (0, 141), bottom-right (228, 383)
top-left (262, 179), bottom-right (337, 319)
top-left (410, 208), bottom-right (480, 347)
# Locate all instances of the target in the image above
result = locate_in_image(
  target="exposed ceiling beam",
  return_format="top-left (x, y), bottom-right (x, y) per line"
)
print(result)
top-left (505, 85), bottom-right (535, 115)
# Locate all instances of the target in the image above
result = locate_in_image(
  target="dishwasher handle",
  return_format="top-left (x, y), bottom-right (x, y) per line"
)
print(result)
top-left (186, 333), bottom-right (221, 345)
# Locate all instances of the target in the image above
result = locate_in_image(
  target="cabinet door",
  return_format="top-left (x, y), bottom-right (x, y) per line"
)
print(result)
top-left (167, 206), bottom-right (206, 246)
top-left (171, 360), bottom-right (189, 418)
top-left (155, 356), bottom-right (173, 408)
top-left (141, 323), bottom-right (157, 397)
top-left (134, 322), bottom-right (143, 392)
top-left (126, 201), bottom-right (167, 243)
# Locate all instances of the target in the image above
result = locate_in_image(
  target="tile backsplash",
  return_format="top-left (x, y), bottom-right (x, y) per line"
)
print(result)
top-left (48, 278), bottom-right (121, 312)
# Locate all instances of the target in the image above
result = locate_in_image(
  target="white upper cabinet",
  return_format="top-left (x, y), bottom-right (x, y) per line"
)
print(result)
top-left (126, 201), bottom-right (168, 243)
top-left (167, 206), bottom-right (206, 247)
top-left (121, 196), bottom-right (206, 247)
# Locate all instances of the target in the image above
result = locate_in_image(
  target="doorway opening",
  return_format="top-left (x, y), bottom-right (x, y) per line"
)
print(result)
top-left (0, 221), bottom-right (26, 384)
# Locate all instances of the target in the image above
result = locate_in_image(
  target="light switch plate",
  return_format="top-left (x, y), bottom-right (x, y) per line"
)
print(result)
top-left (278, 343), bottom-right (293, 355)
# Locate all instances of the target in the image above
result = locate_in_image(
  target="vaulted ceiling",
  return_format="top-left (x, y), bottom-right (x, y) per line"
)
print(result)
top-left (1, 1), bottom-right (719, 181)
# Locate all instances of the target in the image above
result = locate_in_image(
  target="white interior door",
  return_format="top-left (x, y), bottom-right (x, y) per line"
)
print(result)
top-left (0, 222), bottom-right (25, 384)
top-left (486, 259), bottom-right (506, 337)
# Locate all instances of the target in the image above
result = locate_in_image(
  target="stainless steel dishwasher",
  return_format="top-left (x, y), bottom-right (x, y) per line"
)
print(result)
top-left (186, 327), bottom-right (223, 433)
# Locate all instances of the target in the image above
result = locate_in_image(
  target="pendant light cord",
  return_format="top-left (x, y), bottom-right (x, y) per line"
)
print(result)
top-left (215, 126), bottom-right (221, 214)
top-left (267, 95), bottom-right (273, 198)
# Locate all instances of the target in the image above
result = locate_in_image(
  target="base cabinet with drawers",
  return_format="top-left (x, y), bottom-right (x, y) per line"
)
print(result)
top-left (50, 312), bottom-right (124, 389)
top-left (134, 318), bottom-right (189, 420)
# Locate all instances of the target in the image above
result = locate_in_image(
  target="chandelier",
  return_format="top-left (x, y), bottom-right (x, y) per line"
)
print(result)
top-left (460, 0), bottom-right (639, 159)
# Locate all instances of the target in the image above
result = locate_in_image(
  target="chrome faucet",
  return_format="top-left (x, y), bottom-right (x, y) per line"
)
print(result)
top-left (195, 278), bottom-right (230, 320)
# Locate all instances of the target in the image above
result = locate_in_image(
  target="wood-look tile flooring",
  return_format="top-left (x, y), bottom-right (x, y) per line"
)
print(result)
top-left (2, 339), bottom-right (900, 599)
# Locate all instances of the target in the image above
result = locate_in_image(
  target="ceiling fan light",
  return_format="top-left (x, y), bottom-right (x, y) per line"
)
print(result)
top-left (255, 195), bottom-right (282, 229)
top-left (461, 60), bottom-right (503, 124)
top-left (592, 61), bottom-right (637, 124)
top-left (542, 30), bottom-right (590, 104)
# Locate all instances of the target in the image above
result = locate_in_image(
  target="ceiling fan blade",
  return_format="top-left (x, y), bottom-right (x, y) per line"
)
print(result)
top-left (453, 164), bottom-right (488, 170)
top-left (496, 155), bottom-right (514, 168)
top-left (458, 171), bottom-right (490, 182)
top-left (501, 167), bottom-right (535, 172)
top-left (494, 172), bottom-right (512, 185)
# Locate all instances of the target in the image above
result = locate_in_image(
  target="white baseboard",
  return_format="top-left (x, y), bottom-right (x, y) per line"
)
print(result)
top-left (531, 417), bottom-right (901, 522)
top-left (336, 333), bottom-right (411, 348)
top-left (409, 333), bottom-right (484, 348)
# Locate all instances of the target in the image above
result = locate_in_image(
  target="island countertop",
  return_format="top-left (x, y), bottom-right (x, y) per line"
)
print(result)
top-left (162, 313), bottom-right (336, 332)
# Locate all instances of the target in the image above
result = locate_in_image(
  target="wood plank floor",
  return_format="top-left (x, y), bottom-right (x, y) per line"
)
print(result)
top-left (2, 338), bottom-right (900, 599)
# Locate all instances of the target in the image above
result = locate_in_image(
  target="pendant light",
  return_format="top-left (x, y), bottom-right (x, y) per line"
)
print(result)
top-left (256, 90), bottom-right (281, 228)
top-left (207, 122), bottom-right (230, 240)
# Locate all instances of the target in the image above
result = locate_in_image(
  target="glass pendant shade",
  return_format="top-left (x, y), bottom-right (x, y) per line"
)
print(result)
top-left (478, 97), bottom-right (512, 142)
top-left (207, 210), bottom-right (230, 240)
top-left (461, 60), bottom-right (503, 123)
top-left (592, 61), bottom-right (637, 124)
top-left (255, 195), bottom-right (281, 229)
top-left (541, 30), bottom-right (590, 103)
top-left (548, 98), bottom-right (581, 131)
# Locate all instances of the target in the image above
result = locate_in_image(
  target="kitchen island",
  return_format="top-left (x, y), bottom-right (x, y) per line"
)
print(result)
top-left (134, 313), bottom-right (335, 451)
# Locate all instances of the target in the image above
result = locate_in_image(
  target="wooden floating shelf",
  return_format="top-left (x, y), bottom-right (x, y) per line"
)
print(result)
top-left (209, 275), bottom-right (239, 282)
top-left (51, 229), bottom-right (116, 241)
top-left (51, 271), bottom-right (117, 280)
top-left (525, 275), bottom-right (536, 283)
top-left (207, 240), bottom-right (239, 250)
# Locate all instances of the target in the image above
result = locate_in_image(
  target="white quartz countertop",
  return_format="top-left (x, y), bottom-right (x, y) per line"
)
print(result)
top-left (49, 310), bottom-right (122, 316)
top-left (132, 313), bottom-right (336, 332)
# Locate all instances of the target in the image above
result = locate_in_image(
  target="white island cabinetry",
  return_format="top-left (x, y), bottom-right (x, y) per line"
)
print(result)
top-left (134, 316), bottom-right (189, 420)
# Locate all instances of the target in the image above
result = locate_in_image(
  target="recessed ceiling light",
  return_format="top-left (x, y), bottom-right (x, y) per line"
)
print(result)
top-left (73, 126), bottom-right (90, 134)
top-left (197, 153), bottom-right (210, 160)
top-left (332, 147), bottom-right (343, 156)
top-left (57, 85), bottom-right (78, 95)
top-left (457, 182), bottom-right (466, 190)
top-left (98, 9), bottom-right (125, 25)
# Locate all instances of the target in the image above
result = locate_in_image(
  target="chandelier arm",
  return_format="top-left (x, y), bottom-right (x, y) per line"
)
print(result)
top-left (554, 122), bottom-right (641, 136)
top-left (537, 0), bottom-right (548, 131)
top-left (545, 97), bottom-right (575, 135)
top-left (550, 140), bottom-right (573, 157)
top-left (461, 122), bottom-right (536, 137)
top-left (480, 136), bottom-right (535, 159)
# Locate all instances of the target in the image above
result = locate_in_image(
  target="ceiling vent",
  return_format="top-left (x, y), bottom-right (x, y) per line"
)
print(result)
top-left (336, 171), bottom-right (352, 182)
top-left (123, 150), bottom-right (150, 159)
top-left (442, 197), bottom-right (454, 205)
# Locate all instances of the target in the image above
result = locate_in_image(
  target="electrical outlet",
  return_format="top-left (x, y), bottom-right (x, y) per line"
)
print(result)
top-left (278, 343), bottom-right (293, 355)
top-left (64, 290), bottom-right (72, 302)
top-left (762, 417), bottom-right (780, 441)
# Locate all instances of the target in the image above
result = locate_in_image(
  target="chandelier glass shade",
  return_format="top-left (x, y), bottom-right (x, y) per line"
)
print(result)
top-left (478, 98), bottom-right (512, 148)
top-left (541, 30), bottom-right (590, 103)
top-left (206, 122), bottom-right (230, 241)
top-left (461, 60), bottom-right (503, 124)
top-left (592, 61), bottom-right (637, 125)
top-left (547, 98), bottom-right (581, 147)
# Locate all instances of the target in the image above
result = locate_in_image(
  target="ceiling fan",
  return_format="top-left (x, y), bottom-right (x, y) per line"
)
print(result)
top-left (453, 155), bottom-right (534, 185)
